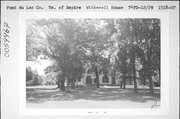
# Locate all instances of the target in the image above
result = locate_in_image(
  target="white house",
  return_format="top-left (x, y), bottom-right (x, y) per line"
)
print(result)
top-left (78, 72), bottom-right (121, 85)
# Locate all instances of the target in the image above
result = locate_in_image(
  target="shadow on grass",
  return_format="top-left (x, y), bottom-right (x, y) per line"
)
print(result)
top-left (26, 85), bottom-right (160, 104)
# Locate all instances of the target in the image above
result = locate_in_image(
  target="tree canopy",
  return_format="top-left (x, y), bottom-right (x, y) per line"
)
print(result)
top-left (26, 18), bottom-right (160, 93)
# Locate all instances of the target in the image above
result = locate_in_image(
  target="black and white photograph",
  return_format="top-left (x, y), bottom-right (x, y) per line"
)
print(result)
top-left (1, 0), bottom-right (179, 119)
top-left (26, 18), bottom-right (161, 109)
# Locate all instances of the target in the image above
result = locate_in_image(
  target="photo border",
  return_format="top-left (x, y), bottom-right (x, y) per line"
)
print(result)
top-left (19, 12), bottom-right (169, 116)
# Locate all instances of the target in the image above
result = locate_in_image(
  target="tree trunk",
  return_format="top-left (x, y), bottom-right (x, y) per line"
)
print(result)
top-left (148, 75), bottom-right (154, 93)
top-left (132, 52), bottom-right (138, 93)
top-left (76, 76), bottom-right (78, 88)
top-left (159, 68), bottom-right (161, 86)
top-left (123, 77), bottom-right (126, 89)
top-left (95, 67), bottom-right (100, 88)
top-left (60, 78), bottom-right (65, 91)
top-left (142, 76), bottom-right (146, 86)
top-left (57, 78), bottom-right (60, 88)
top-left (66, 77), bottom-right (71, 93)
top-left (72, 76), bottom-right (76, 89)
top-left (120, 81), bottom-right (123, 88)
top-left (147, 39), bottom-right (154, 93)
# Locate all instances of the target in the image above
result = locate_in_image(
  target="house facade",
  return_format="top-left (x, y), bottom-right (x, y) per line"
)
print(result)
top-left (78, 71), bottom-right (160, 87)
top-left (78, 73), bottom-right (121, 85)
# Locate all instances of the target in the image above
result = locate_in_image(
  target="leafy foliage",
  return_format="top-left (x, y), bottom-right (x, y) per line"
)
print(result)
top-left (26, 18), bottom-right (160, 93)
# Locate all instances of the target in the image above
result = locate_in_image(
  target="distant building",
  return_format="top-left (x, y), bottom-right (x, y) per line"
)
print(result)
top-left (78, 70), bottom-right (121, 85)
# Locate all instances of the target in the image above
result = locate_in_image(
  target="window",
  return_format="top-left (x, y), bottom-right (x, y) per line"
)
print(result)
top-left (86, 75), bottom-right (92, 84)
top-left (102, 75), bottom-right (109, 83)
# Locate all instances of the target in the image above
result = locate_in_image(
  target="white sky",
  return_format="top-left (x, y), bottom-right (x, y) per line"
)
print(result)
top-left (26, 59), bottom-right (51, 76)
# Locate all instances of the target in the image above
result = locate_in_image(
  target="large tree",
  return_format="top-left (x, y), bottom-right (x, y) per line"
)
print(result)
top-left (138, 19), bottom-right (160, 93)
top-left (114, 19), bottom-right (160, 93)
top-left (77, 19), bottom-right (113, 88)
top-left (115, 44), bottom-right (129, 89)
top-left (26, 19), bottom-right (83, 91)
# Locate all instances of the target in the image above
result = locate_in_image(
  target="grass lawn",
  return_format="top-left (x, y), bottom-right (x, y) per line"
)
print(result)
top-left (26, 85), bottom-right (160, 108)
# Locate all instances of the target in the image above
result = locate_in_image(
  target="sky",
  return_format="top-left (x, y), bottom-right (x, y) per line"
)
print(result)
top-left (26, 58), bottom-right (51, 76)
